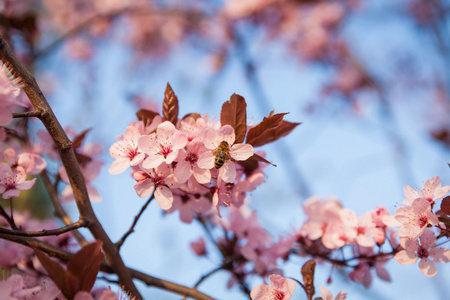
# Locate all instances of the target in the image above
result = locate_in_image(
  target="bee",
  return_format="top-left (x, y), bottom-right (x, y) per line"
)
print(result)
top-left (213, 141), bottom-right (231, 169)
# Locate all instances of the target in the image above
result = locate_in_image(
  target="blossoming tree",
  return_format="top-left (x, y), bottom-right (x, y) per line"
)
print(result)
top-left (1, 0), bottom-right (450, 299)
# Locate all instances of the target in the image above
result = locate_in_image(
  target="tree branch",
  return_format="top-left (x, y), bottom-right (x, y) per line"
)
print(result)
top-left (0, 233), bottom-right (215, 300)
top-left (116, 192), bottom-right (154, 250)
top-left (0, 36), bottom-right (141, 298)
top-left (0, 220), bottom-right (86, 237)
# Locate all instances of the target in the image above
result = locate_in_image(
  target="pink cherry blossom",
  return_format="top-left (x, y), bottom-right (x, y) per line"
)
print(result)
top-left (59, 157), bottom-right (103, 203)
top-left (319, 286), bottom-right (347, 300)
top-left (165, 185), bottom-right (211, 223)
top-left (394, 229), bottom-right (450, 277)
top-left (178, 115), bottom-right (214, 143)
top-left (190, 237), bottom-right (207, 256)
top-left (403, 176), bottom-right (450, 205)
top-left (212, 177), bottom-right (238, 217)
top-left (0, 163), bottom-right (36, 199)
top-left (300, 196), bottom-right (343, 241)
top-left (197, 125), bottom-right (254, 183)
top-left (395, 198), bottom-right (439, 239)
top-left (250, 274), bottom-right (296, 300)
top-left (174, 142), bottom-right (211, 184)
top-left (133, 163), bottom-right (180, 210)
top-left (109, 125), bottom-right (145, 174)
top-left (139, 121), bottom-right (187, 169)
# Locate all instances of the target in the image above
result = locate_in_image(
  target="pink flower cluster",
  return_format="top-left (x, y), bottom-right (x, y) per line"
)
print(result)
top-left (392, 177), bottom-right (450, 277)
top-left (295, 176), bottom-right (450, 286)
top-left (34, 127), bottom-right (104, 203)
top-left (109, 116), bottom-right (256, 218)
top-left (0, 274), bottom-right (130, 300)
top-left (0, 148), bottom-right (46, 199)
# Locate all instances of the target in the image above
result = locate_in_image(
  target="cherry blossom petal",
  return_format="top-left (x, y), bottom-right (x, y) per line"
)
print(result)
top-left (192, 165), bottom-right (211, 184)
top-left (394, 250), bottom-right (418, 265)
top-left (418, 258), bottom-right (437, 277)
top-left (230, 143), bottom-right (254, 161)
top-left (61, 186), bottom-right (74, 203)
top-left (138, 134), bottom-right (158, 155)
top-left (174, 160), bottom-right (191, 183)
top-left (419, 229), bottom-right (436, 249)
top-left (142, 155), bottom-right (165, 169)
top-left (319, 286), bottom-right (334, 300)
top-left (250, 284), bottom-right (274, 300)
top-left (179, 208), bottom-right (195, 223)
top-left (172, 131), bottom-right (188, 149)
top-left (356, 235), bottom-right (374, 248)
top-left (335, 291), bottom-right (348, 300)
top-left (154, 186), bottom-right (173, 210)
top-left (219, 125), bottom-right (235, 145)
top-left (16, 178), bottom-right (36, 190)
top-left (197, 151), bottom-right (215, 169)
top-left (429, 248), bottom-right (450, 263)
top-left (87, 184), bottom-right (101, 202)
top-left (130, 152), bottom-right (145, 166)
top-left (134, 179), bottom-right (155, 198)
top-left (201, 128), bottom-right (219, 150)
top-left (220, 160), bottom-right (236, 183)
top-left (2, 189), bottom-right (20, 199)
top-left (108, 157), bottom-right (130, 175)
top-left (375, 265), bottom-right (391, 282)
top-left (411, 198), bottom-right (430, 214)
top-left (403, 185), bottom-right (420, 205)
top-left (157, 121), bottom-right (177, 140)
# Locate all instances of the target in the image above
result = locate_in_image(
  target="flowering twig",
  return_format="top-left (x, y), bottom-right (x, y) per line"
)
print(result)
top-left (0, 35), bottom-right (142, 298)
top-left (116, 192), bottom-right (154, 250)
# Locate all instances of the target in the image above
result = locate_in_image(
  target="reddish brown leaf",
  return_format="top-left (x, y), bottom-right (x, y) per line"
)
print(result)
top-left (237, 153), bottom-right (276, 175)
top-left (246, 113), bottom-right (300, 147)
top-left (182, 113), bottom-right (201, 120)
top-left (220, 94), bottom-right (247, 143)
top-left (301, 259), bottom-right (316, 298)
top-left (72, 129), bottom-right (91, 150)
top-left (34, 249), bottom-right (71, 299)
top-left (162, 83), bottom-right (179, 125)
top-left (67, 240), bottom-right (104, 293)
top-left (136, 109), bottom-right (161, 127)
top-left (253, 153), bottom-right (276, 166)
top-left (441, 196), bottom-right (450, 215)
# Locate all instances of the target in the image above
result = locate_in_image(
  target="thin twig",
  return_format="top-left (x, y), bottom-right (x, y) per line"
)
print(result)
top-left (0, 204), bottom-right (18, 230)
top-left (0, 220), bottom-right (86, 237)
top-left (40, 170), bottom-right (88, 246)
top-left (116, 192), bottom-right (154, 250)
top-left (12, 111), bottom-right (41, 118)
top-left (193, 266), bottom-right (223, 289)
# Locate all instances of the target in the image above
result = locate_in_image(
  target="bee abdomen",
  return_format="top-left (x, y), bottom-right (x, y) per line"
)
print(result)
top-left (214, 151), bottom-right (229, 169)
